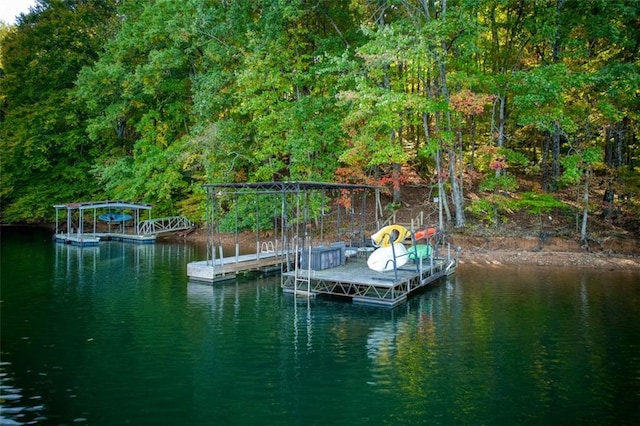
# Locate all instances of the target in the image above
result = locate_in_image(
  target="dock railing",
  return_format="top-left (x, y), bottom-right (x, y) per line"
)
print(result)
top-left (137, 216), bottom-right (194, 235)
top-left (378, 211), bottom-right (426, 232)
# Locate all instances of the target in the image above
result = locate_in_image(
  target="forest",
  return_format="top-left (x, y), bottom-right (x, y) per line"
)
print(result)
top-left (1, 0), bottom-right (638, 244)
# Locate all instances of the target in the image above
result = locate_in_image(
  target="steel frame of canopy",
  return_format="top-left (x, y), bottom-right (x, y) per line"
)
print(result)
top-left (192, 181), bottom-right (383, 282)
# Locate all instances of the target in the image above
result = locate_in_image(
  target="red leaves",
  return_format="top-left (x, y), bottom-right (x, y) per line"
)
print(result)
top-left (449, 90), bottom-right (496, 116)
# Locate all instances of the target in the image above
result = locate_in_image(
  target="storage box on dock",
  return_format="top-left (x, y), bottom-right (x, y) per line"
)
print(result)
top-left (330, 242), bottom-right (347, 265)
top-left (300, 246), bottom-right (343, 270)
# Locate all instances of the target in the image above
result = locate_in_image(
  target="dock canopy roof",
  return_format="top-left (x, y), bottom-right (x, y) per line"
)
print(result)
top-left (202, 181), bottom-right (381, 193)
top-left (53, 200), bottom-right (153, 210)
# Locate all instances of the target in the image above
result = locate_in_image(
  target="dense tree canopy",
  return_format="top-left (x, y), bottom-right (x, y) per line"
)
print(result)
top-left (1, 0), bottom-right (638, 239)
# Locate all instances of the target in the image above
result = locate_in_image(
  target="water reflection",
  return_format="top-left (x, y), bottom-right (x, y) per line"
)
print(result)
top-left (0, 362), bottom-right (48, 425)
top-left (54, 242), bottom-right (199, 279)
top-left (292, 297), bottom-right (313, 354)
top-left (363, 267), bottom-right (640, 424)
top-left (2, 228), bottom-right (639, 425)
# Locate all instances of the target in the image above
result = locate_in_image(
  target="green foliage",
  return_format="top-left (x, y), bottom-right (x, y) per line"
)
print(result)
top-left (1, 0), bottom-right (117, 222)
top-left (511, 64), bottom-right (572, 132)
top-left (514, 192), bottom-right (566, 216)
top-left (384, 202), bottom-right (402, 215)
top-left (502, 148), bottom-right (530, 171)
top-left (466, 196), bottom-right (507, 227)
top-left (468, 191), bottom-right (568, 228)
top-left (559, 147), bottom-right (602, 187)
top-left (1, 0), bottom-right (639, 230)
top-left (218, 195), bottom-right (278, 233)
top-left (479, 174), bottom-right (519, 193)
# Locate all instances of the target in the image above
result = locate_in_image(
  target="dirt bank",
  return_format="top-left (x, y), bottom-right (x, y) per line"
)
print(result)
top-left (165, 228), bottom-right (640, 271)
top-left (452, 234), bottom-right (640, 270)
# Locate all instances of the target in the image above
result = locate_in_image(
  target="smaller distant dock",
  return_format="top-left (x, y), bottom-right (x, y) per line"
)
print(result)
top-left (53, 232), bottom-right (156, 246)
top-left (53, 200), bottom-right (192, 246)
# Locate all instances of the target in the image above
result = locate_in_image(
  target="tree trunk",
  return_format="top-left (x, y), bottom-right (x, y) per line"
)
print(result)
top-left (548, 0), bottom-right (564, 192)
top-left (392, 162), bottom-right (401, 204)
top-left (497, 94), bottom-right (506, 148)
top-left (602, 122), bottom-right (625, 219)
top-left (494, 94), bottom-right (506, 179)
top-left (438, 0), bottom-right (465, 228)
top-left (448, 148), bottom-right (465, 227)
top-left (580, 168), bottom-right (589, 246)
top-left (542, 132), bottom-right (551, 192)
top-left (550, 122), bottom-right (561, 192)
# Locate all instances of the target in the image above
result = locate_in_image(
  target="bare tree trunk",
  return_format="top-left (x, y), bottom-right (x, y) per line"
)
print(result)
top-left (448, 148), bottom-right (465, 227)
top-left (376, 1), bottom-right (402, 204)
top-left (495, 94), bottom-right (506, 178)
top-left (580, 168), bottom-right (589, 246)
top-left (602, 123), bottom-right (621, 219)
top-left (392, 161), bottom-right (401, 203)
top-left (542, 133), bottom-right (551, 192)
top-left (497, 94), bottom-right (506, 148)
top-left (549, 0), bottom-right (564, 192)
top-left (551, 122), bottom-right (561, 192)
top-left (438, 0), bottom-right (465, 228)
top-left (423, 113), bottom-right (448, 229)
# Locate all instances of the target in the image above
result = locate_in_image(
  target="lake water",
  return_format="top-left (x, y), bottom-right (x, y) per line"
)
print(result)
top-left (1, 226), bottom-right (639, 425)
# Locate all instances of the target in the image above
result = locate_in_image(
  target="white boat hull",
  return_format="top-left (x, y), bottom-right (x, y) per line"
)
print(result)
top-left (367, 243), bottom-right (409, 272)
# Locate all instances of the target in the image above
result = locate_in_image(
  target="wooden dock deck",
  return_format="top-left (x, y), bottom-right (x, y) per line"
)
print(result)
top-left (187, 251), bottom-right (290, 283)
top-left (282, 255), bottom-right (456, 307)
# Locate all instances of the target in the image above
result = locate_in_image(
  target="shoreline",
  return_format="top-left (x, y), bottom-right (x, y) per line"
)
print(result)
top-left (162, 228), bottom-right (640, 271)
top-left (6, 223), bottom-right (639, 271)
top-left (451, 234), bottom-right (640, 270)
top-left (457, 249), bottom-right (640, 270)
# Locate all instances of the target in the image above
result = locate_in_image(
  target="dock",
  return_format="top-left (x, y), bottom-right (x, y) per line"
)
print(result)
top-left (188, 243), bottom-right (459, 307)
top-left (188, 251), bottom-right (291, 283)
top-left (54, 232), bottom-right (156, 246)
top-left (188, 181), bottom-right (460, 307)
top-left (282, 253), bottom-right (456, 307)
top-left (53, 200), bottom-right (193, 246)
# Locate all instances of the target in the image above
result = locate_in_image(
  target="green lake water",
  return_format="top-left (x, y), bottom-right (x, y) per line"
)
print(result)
top-left (1, 226), bottom-right (639, 425)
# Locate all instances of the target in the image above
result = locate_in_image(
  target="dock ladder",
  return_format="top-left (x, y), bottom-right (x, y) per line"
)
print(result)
top-left (294, 243), bottom-right (314, 298)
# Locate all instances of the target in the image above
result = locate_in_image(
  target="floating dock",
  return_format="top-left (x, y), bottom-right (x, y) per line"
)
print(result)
top-left (282, 251), bottom-right (457, 307)
top-left (188, 251), bottom-right (291, 283)
top-left (54, 232), bottom-right (156, 246)
top-left (187, 180), bottom-right (459, 307)
top-left (188, 243), bottom-right (458, 307)
top-left (53, 200), bottom-right (193, 246)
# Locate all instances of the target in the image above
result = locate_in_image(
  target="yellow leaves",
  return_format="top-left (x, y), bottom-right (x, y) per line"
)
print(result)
top-left (155, 121), bottom-right (169, 148)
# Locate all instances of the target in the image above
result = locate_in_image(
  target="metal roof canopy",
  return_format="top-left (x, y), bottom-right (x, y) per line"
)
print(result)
top-left (53, 200), bottom-right (153, 237)
top-left (203, 181), bottom-right (382, 191)
top-left (53, 200), bottom-right (153, 211)
top-left (200, 181), bottom-right (384, 273)
top-left (202, 181), bottom-right (381, 194)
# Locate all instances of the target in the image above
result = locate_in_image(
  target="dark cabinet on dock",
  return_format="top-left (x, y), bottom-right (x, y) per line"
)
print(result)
top-left (300, 245), bottom-right (344, 270)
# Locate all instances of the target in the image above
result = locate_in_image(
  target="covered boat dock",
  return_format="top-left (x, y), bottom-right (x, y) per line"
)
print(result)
top-left (187, 181), bottom-right (383, 283)
top-left (53, 200), bottom-right (155, 246)
top-left (187, 181), bottom-right (459, 306)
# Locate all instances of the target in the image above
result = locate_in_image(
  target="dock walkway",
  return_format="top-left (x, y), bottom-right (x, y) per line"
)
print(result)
top-left (188, 251), bottom-right (290, 283)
